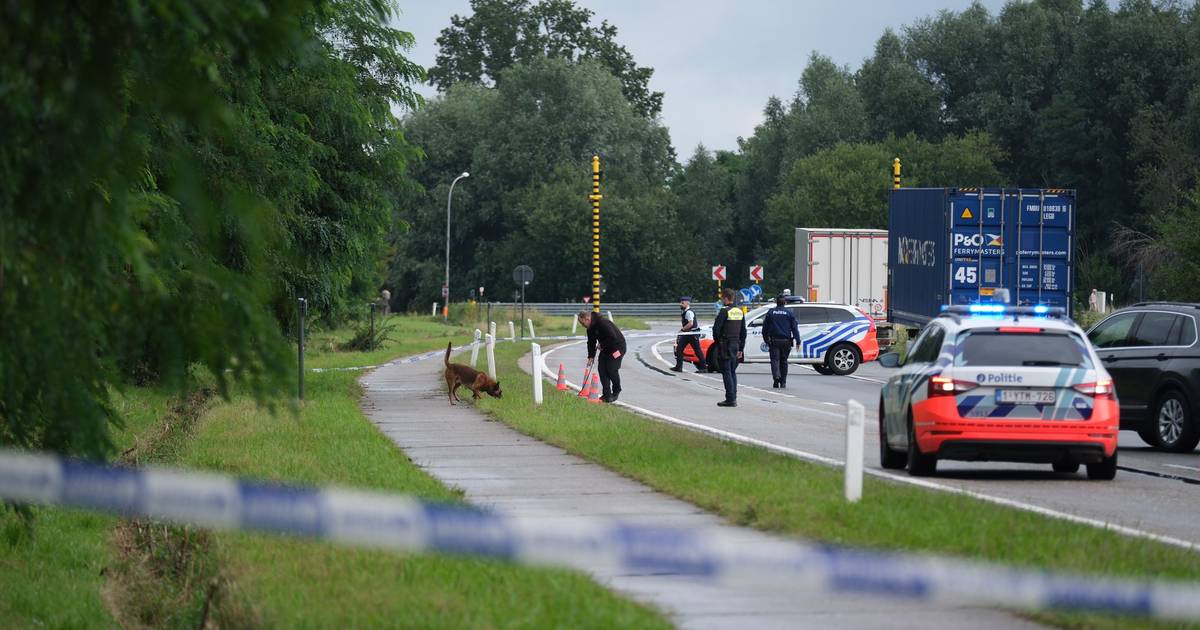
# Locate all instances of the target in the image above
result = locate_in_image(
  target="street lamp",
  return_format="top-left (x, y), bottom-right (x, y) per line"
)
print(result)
top-left (445, 171), bottom-right (469, 320)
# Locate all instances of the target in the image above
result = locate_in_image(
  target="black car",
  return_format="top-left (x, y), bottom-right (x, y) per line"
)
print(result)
top-left (1087, 302), bottom-right (1200, 452)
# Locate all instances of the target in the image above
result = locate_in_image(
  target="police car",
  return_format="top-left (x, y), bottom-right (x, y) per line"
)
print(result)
top-left (681, 302), bottom-right (880, 376)
top-left (877, 304), bottom-right (1119, 479)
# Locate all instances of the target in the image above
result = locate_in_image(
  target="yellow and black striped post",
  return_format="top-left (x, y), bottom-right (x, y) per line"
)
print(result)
top-left (589, 155), bottom-right (602, 313)
top-left (892, 157), bottom-right (902, 189)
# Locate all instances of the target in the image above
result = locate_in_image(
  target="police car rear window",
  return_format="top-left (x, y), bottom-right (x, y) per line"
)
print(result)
top-left (955, 331), bottom-right (1092, 368)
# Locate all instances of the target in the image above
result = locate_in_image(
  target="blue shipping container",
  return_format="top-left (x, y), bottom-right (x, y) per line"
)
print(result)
top-left (887, 187), bottom-right (1074, 328)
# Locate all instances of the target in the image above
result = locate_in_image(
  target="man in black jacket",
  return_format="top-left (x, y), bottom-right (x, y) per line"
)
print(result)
top-left (578, 310), bottom-right (627, 403)
top-left (762, 293), bottom-right (802, 388)
top-left (711, 288), bottom-right (746, 407)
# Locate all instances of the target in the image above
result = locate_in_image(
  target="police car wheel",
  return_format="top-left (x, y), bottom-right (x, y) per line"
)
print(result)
top-left (906, 412), bottom-right (937, 476)
top-left (826, 344), bottom-right (860, 376)
top-left (879, 398), bottom-right (906, 470)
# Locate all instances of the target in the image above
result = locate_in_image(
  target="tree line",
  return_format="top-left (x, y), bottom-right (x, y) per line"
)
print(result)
top-left (6, 0), bottom-right (1200, 457)
top-left (390, 0), bottom-right (1200, 310)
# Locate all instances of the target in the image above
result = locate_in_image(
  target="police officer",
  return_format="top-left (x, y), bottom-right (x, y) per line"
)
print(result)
top-left (671, 296), bottom-right (704, 373)
top-left (711, 288), bottom-right (746, 407)
top-left (762, 293), bottom-right (801, 388)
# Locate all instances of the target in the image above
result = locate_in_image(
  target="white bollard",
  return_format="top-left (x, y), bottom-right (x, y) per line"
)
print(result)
top-left (571, 316), bottom-right (578, 335)
top-left (486, 333), bottom-right (497, 380)
top-left (470, 329), bottom-right (482, 367)
top-left (607, 310), bottom-right (614, 321)
top-left (531, 343), bottom-right (544, 405)
top-left (508, 321), bottom-right (516, 340)
top-left (489, 321), bottom-right (497, 340)
top-left (433, 302), bottom-right (438, 317)
top-left (844, 399), bottom-right (865, 503)
top-left (527, 319), bottom-right (536, 340)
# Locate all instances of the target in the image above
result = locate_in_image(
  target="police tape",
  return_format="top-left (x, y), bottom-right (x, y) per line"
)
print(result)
top-left (0, 448), bottom-right (1198, 621)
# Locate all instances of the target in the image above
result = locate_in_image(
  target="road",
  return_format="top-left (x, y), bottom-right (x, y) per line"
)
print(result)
top-left (537, 323), bottom-right (1200, 548)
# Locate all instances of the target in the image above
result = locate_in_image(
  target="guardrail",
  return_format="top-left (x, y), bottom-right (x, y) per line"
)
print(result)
top-left (483, 302), bottom-right (688, 318)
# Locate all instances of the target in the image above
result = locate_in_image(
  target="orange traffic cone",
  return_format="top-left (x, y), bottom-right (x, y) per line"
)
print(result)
top-left (587, 374), bottom-right (602, 403)
top-left (556, 363), bottom-right (568, 391)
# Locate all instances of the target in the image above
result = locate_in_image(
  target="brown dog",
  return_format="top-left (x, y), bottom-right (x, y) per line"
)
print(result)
top-left (444, 342), bottom-right (502, 405)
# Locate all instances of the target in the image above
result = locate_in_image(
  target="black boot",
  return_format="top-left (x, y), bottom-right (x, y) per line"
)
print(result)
top-left (772, 380), bottom-right (779, 388)
top-left (670, 365), bottom-right (683, 372)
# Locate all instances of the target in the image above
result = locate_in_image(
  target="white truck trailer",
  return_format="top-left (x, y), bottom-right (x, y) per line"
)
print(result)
top-left (793, 227), bottom-right (889, 322)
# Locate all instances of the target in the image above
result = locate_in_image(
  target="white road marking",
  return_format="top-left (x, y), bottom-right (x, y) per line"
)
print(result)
top-left (537, 340), bottom-right (1200, 553)
top-left (1165, 464), bottom-right (1200, 473)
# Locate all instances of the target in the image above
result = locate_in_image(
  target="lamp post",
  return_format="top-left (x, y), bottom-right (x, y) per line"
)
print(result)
top-left (445, 171), bottom-right (469, 320)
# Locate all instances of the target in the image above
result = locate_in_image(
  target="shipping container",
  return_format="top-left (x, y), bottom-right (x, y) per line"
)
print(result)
top-left (887, 187), bottom-right (1075, 328)
top-left (793, 228), bottom-right (888, 319)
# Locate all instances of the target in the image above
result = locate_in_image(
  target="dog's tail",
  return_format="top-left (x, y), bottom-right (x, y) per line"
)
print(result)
top-left (445, 341), bottom-right (452, 365)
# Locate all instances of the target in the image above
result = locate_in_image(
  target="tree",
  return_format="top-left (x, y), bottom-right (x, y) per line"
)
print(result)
top-left (783, 54), bottom-right (868, 164)
top-left (0, 0), bottom-right (423, 458)
top-left (428, 0), bottom-right (663, 118)
top-left (857, 30), bottom-right (943, 140)
top-left (391, 57), bottom-right (680, 309)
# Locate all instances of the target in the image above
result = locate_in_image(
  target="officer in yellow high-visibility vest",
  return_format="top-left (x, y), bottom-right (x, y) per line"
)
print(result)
top-left (711, 288), bottom-right (747, 407)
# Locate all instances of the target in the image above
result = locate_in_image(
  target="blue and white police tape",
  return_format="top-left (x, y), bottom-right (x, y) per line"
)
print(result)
top-left (0, 448), bottom-right (1198, 620)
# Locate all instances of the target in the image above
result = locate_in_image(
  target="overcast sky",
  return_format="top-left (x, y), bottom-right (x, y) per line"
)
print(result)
top-left (393, 0), bottom-right (1007, 156)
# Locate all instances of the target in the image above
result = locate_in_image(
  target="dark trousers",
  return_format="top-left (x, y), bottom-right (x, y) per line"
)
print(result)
top-left (719, 355), bottom-right (739, 402)
top-left (674, 333), bottom-right (703, 368)
top-left (598, 352), bottom-right (624, 397)
top-left (768, 338), bottom-right (794, 383)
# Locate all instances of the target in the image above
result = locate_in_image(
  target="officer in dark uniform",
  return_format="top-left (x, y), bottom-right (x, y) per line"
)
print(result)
top-left (711, 288), bottom-right (746, 407)
top-left (762, 293), bottom-right (802, 388)
top-left (671, 296), bottom-right (705, 372)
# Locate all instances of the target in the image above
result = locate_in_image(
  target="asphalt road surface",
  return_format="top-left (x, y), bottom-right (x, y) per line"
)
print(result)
top-left (538, 323), bottom-right (1200, 549)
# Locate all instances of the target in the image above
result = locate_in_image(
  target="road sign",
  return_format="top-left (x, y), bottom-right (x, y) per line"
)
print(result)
top-left (712, 265), bottom-right (726, 281)
top-left (750, 265), bottom-right (764, 282)
top-left (749, 284), bottom-right (762, 299)
top-left (739, 288), bottom-right (753, 304)
top-left (441, 285), bottom-right (449, 298)
top-left (513, 265), bottom-right (534, 286)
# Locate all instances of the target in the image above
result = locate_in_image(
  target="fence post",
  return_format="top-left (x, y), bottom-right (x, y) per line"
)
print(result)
top-left (489, 321), bottom-right (497, 341)
top-left (369, 302), bottom-right (377, 350)
top-left (508, 321), bottom-right (515, 341)
top-left (470, 329), bottom-right (482, 367)
top-left (297, 298), bottom-right (307, 401)
top-left (486, 333), bottom-right (497, 379)
top-left (844, 400), bottom-right (865, 503)
top-left (531, 343), bottom-right (543, 405)
top-left (572, 316), bottom-right (578, 335)
top-left (527, 319), bottom-right (536, 340)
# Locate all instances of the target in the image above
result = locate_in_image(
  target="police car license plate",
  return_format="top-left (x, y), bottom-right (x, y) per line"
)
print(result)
top-left (996, 389), bottom-right (1056, 405)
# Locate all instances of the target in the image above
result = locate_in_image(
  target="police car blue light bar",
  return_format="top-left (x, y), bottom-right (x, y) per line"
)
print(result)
top-left (941, 305), bottom-right (1066, 318)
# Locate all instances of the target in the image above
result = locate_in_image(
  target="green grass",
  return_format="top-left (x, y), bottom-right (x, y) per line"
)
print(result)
top-left (1, 316), bottom-right (665, 628)
top-left (0, 384), bottom-right (177, 628)
top-left (181, 367), bottom-right (668, 628)
top-left (476, 342), bottom-right (1200, 627)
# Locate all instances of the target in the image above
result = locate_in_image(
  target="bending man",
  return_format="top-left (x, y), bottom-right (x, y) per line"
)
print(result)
top-left (578, 310), bottom-right (627, 403)
top-left (672, 296), bottom-right (705, 373)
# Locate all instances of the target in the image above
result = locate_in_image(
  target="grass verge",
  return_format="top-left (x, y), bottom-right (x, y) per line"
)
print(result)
top-left (1, 316), bottom-right (665, 628)
top-left (477, 341), bottom-right (1200, 629)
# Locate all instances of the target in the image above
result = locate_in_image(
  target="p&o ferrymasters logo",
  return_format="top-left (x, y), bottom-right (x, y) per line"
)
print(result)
top-left (953, 233), bottom-right (1003, 256)
top-left (977, 373), bottom-right (1023, 384)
